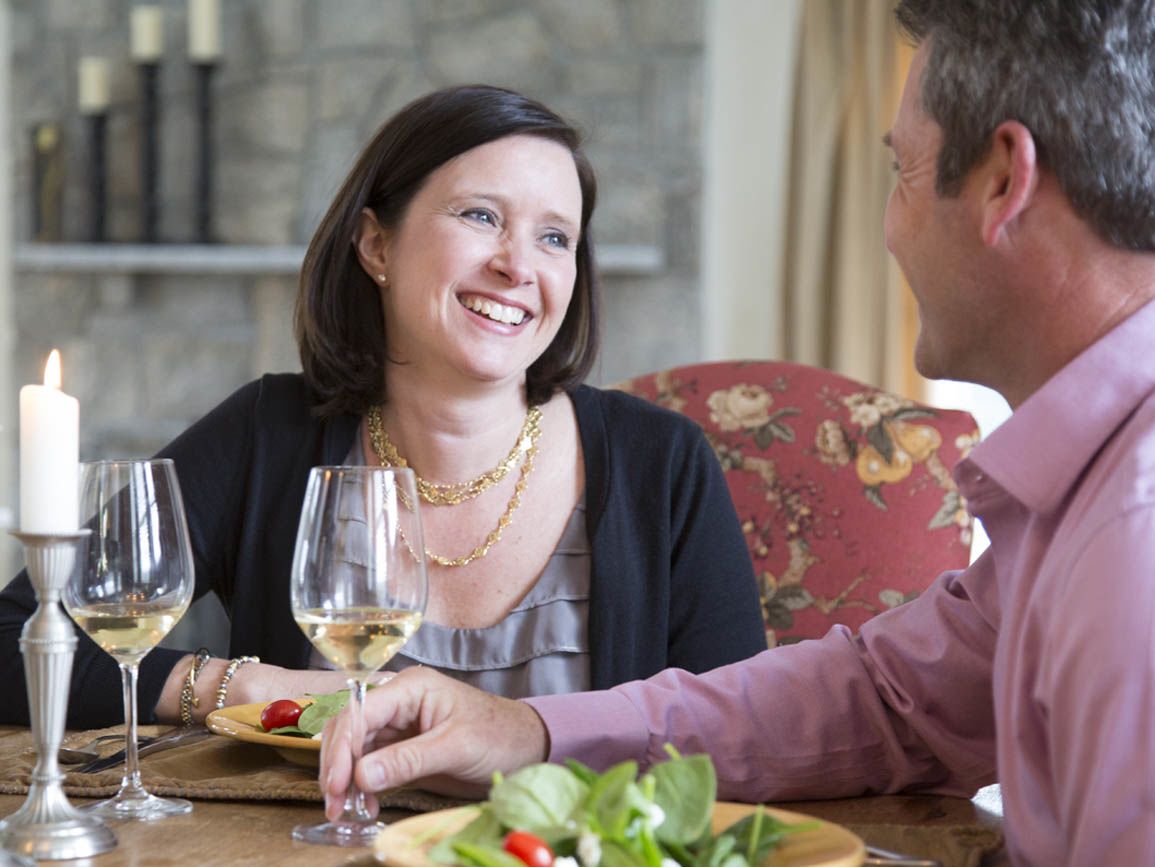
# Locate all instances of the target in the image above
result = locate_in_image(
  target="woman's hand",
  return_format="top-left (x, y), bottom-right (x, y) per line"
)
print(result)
top-left (319, 667), bottom-right (549, 819)
top-left (155, 657), bottom-right (367, 725)
top-left (227, 662), bottom-right (356, 706)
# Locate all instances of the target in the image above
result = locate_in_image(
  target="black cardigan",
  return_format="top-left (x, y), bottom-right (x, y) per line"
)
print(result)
top-left (0, 374), bottom-right (765, 727)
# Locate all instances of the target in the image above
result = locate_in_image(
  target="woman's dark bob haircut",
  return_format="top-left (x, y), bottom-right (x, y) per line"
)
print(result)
top-left (295, 84), bottom-right (600, 416)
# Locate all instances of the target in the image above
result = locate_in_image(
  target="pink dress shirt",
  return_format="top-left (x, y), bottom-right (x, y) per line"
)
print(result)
top-left (526, 298), bottom-right (1155, 866)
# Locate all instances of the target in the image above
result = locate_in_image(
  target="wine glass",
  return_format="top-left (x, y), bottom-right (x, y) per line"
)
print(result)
top-left (63, 459), bottom-right (195, 821)
top-left (289, 466), bottom-right (428, 847)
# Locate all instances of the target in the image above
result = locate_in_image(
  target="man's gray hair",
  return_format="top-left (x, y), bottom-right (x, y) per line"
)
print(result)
top-left (894, 0), bottom-right (1155, 252)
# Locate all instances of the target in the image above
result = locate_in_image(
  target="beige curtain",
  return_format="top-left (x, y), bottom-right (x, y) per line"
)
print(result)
top-left (779, 0), bottom-right (922, 399)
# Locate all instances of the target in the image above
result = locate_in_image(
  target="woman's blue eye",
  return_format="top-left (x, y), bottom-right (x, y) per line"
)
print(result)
top-left (543, 231), bottom-right (570, 249)
top-left (462, 208), bottom-right (497, 226)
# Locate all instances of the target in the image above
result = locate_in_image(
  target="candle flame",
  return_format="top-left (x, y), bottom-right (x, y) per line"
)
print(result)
top-left (43, 349), bottom-right (62, 389)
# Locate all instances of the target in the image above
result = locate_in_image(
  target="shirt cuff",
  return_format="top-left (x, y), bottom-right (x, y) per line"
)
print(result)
top-left (523, 688), bottom-right (650, 771)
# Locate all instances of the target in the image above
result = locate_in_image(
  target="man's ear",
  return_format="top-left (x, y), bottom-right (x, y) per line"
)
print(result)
top-left (979, 120), bottom-right (1039, 247)
top-left (354, 207), bottom-right (389, 282)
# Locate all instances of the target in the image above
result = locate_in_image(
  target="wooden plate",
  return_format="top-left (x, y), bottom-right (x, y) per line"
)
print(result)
top-left (205, 700), bottom-right (319, 768)
top-left (375, 801), bottom-right (864, 867)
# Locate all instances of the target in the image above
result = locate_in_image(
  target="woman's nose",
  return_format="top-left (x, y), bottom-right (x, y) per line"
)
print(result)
top-left (488, 235), bottom-right (535, 286)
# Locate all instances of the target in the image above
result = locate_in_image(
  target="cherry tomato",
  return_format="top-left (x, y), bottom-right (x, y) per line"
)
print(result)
top-left (260, 699), bottom-right (303, 731)
top-left (503, 831), bottom-right (553, 867)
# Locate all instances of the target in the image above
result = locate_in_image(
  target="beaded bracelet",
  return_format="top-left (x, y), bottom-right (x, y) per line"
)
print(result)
top-left (179, 647), bottom-right (212, 727)
top-left (215, 655), bottom-right (259, 710)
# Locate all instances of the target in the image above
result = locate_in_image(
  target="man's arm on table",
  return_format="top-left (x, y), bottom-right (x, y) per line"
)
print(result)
top-left (323, 563), bottom-right (998, 811)
top-left (528, 563), bottom-right (999, 802)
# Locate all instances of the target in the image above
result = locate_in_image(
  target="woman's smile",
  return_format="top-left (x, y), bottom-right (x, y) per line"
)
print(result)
top-left (457, 292), bottom-right (530, 327)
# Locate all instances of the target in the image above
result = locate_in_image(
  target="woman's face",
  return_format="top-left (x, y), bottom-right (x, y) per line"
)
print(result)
top-left (375, 134), bottom-right (583, 393)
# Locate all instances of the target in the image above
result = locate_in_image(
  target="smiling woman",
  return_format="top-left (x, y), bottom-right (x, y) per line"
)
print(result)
top-left (0, 85), bottom-right (766, 731)
top-left (352, 134), bottom-right (582, 399)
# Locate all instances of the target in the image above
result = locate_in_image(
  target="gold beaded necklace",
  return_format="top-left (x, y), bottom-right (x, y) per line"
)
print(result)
top-left (366, 404), bottom-right (543, 568)
top-left (368, 405), bottom-right (542, 506)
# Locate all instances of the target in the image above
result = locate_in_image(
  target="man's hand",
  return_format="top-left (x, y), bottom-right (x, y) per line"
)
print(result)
top-left (320, 667), bottom-right (550, 819)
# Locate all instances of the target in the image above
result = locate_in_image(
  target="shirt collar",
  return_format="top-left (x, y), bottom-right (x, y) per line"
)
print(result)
top-left (962, 296), bottom-right (1155, 515)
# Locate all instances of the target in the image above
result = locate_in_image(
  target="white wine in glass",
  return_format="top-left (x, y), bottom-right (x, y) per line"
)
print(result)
top-left (64, 459), bottom-right (194, 821)
top-left (294, 607), bottom-right (423, 673)
top-left (290, 466), bottom-right (428, 847)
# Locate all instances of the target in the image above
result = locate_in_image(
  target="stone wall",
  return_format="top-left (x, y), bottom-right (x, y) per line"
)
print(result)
top-left (6, 0), bottom-right (708, 648)
top-left (11, 0), bottom-right (705, 454)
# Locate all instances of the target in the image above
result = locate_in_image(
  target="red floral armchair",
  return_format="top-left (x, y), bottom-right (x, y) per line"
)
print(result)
top-left (614, 360), bottom-right (979, 647)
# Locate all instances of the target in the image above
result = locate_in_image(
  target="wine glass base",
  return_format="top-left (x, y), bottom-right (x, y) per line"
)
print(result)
top-left (84, 793), bottom-right (192, 822)
top-left (292, 819), bottom-right (385, 847)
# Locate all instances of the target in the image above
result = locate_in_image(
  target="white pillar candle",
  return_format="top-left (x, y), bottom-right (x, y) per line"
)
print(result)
top-left (77, 57), bottom-right (110, 114)
top-left (131, 6), bottom-right (165, 62)
top-left (188, 0), bottom-right (221, 61)
top-left (19, 350), bottom-right (79, 534)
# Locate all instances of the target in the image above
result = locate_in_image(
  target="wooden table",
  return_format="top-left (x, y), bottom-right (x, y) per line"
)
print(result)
top-left (0, 723), bottom-right (1004, 866)
top-left (0, 795), bottom-right (404, 866)
top-left (0, 792), bottom-right (1004, 866)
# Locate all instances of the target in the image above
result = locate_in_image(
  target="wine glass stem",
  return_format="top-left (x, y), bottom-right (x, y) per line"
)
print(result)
top-left (118, 661), bottom-right (147, 797)
top-left (338, 677), bottom-right (373, 822)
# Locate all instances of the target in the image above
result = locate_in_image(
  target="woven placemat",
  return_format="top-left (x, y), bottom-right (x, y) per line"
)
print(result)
top-left (0, 726), bottom-right (464, 813)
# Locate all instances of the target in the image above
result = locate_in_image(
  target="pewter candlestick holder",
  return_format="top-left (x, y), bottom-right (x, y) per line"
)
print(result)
top-left (0, 531), bottom-right (116, 861)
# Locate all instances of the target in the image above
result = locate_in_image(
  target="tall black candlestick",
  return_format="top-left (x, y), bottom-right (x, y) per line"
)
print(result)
top-left (138, 62), bottom-right (160, 242)
top-left (193, 62), bottom-right (216, 243)
top-left (87, 113), bottom-right (107, 243)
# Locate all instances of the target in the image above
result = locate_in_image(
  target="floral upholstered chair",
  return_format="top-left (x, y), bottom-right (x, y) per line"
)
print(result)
top-left (614, 360), bottom-right (979, 647)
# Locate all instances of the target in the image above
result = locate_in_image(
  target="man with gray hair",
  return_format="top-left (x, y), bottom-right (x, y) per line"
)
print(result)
top-left (321, 2), bottom-right (1155, 862)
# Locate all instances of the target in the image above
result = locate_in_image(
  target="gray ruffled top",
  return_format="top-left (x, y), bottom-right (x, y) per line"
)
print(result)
top-left (308, 439), bottom-right (592, 698)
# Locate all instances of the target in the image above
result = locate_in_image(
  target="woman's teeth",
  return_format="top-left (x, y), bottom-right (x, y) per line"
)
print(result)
top-left (459, 296), bottom-right (526, 325)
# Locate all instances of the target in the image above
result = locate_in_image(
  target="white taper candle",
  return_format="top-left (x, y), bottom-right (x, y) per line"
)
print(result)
top-left (19, 350), bottom-right (80, 534)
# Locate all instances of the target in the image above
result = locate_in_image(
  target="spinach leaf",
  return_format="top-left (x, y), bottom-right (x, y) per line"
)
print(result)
top-left (429, 809), bottom-right (504, 864)
top-left (721, 809), bottom-right (821, 866)
top-left (586, 760), bottom-right (639, 838)
top-left (296, 689), bottom-right (352, 735)
top-left (693, 831), bottom-right (734, 867)
top-left (489, 764), bottom-right (588, 837)
top-left (600, 839), bottom-right (648, 867)
top-left (635, 818), bottom-right (666, 867)
top-left (564, 758), bottom-right (601, 787)
top-left (452, 842), bottom-right (528, 867)
top-left (266, 725), bottom-right (309, 737)
top-left (651, 754), bottom-right (715, 844)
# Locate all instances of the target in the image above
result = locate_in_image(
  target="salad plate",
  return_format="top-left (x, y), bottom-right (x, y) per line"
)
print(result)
top-left (375, 802), bottom-right (865, 867)
top-left (205, 700), bottom-right (320, 768)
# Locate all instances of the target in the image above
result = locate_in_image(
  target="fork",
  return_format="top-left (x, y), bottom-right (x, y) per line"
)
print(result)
top-left (58, 733), bottom-right (157, 764)
top-left (864, 844), bottom-right (943, 866)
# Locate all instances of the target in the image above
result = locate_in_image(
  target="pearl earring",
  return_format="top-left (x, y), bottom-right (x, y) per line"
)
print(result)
top-left (377, 274), bottom-right (387, 283)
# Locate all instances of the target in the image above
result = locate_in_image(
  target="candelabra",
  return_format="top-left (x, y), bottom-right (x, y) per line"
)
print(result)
top-left (0, 532), bottom-right (116, 861)
top-left (138, 61), bottom-right (160, 243)
top-left (193, 62), bottom-right (216, 243)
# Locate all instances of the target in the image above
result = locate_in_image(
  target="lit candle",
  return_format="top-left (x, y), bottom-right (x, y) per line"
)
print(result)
top-left (77, 57), bottom-right (110, 115)
top-left (188, 0), bottom-right (221, 61)
top-left (19, 350), bottom-right (79, 534)
top-left (131, 6), bottom-right (164, 62)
